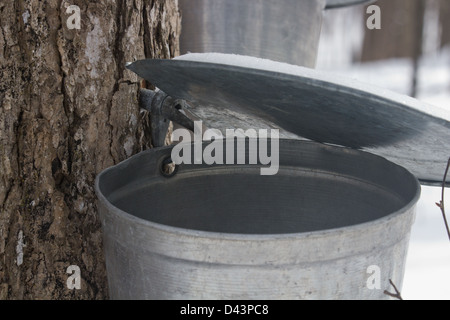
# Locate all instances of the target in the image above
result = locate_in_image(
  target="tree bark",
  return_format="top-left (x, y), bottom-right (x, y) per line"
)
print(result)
top-left (0, 0), bottom-right (180, 300)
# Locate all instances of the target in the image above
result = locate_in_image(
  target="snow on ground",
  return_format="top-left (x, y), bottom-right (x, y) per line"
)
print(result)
top-left (403, 186), bottom-right (450, 300)
top-left (317, 47), bottom-right (450, 300)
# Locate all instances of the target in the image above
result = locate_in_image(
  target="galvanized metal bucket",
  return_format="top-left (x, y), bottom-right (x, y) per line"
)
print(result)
top-left (95, 139), bottom-right (420, 300)
top-left (178, 0), bottom-right (374, 67)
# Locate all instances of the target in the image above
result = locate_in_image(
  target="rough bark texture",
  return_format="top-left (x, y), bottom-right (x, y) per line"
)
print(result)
top-left (0, 0), bottom-right (180, 300)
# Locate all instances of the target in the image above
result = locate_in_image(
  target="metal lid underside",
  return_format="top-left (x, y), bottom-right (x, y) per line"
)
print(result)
top-left (127, 55), bottom-right (450, 186)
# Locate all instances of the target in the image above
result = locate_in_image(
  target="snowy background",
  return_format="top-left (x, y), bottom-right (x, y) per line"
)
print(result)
top-left (317, 5), bottom-right (450, 300)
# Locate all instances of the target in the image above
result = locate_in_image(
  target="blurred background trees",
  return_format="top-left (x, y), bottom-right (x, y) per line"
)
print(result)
top-left (440, 0), bottom-right (450, 47)
top-left (318, 0), bottom-right (450, 98)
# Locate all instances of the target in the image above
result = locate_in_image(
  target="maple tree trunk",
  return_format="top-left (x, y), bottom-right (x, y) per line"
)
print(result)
top-left (0, 0), bottom-right (180, 299)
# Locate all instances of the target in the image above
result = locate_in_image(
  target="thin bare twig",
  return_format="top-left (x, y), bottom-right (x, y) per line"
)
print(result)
top-left (384, 279), bottom-right (403, 300)
top-left (436, 158), bottom-right (450, 242)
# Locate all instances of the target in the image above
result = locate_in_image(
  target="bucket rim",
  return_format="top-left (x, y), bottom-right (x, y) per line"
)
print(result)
top-left (95, 139), bottom-right (421, 242)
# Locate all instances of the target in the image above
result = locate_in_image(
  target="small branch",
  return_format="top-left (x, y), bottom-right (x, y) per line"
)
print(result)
top-left (436, 158), bottom-right (450, 242)
top-left (384, 279), bottom-right (403, 300)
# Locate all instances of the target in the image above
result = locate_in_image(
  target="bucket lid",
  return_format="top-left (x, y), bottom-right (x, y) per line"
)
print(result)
top-left (126, 54), bottom-right (450, 186)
